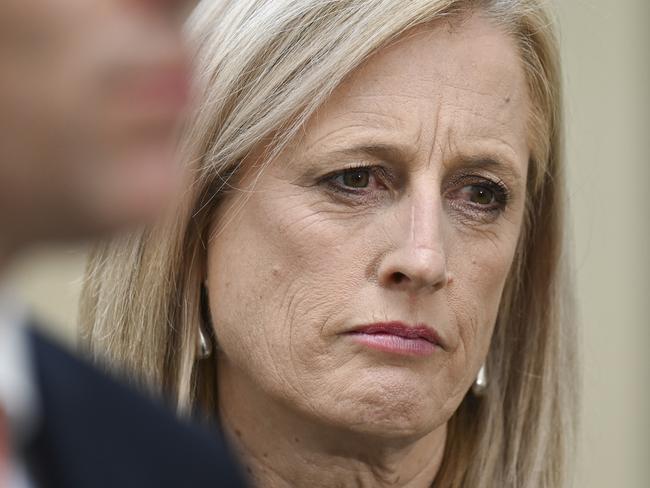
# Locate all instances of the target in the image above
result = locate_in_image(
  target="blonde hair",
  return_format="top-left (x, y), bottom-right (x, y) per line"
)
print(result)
top-left (80, 1), bottom-right (577, 486)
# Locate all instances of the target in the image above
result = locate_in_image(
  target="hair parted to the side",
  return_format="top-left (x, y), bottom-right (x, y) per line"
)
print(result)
top-left (80, 1), bottom-right (577, 486)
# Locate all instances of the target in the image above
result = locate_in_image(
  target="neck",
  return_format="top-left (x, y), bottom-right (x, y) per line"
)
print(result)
top-left (218, 361), bottom-right (446, 488)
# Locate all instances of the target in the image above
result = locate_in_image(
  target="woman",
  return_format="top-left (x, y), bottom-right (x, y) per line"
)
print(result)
top-left (80, 0), bottom-right (577, 486)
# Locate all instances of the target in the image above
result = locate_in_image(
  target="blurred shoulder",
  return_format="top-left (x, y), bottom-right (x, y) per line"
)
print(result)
top-left (26, 325), bottom-right (245, 488)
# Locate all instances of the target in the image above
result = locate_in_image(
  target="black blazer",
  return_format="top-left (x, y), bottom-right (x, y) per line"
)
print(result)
top-left (23, 326), bottom-right (247, 488)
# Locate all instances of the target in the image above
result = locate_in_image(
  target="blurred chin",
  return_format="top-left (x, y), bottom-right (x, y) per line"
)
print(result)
top-left (25, 149), bottom-right (182, 244)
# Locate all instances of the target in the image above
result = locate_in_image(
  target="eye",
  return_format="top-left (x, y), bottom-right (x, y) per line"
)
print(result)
top-left (459, 185), bottom-right (497, 205)
top-left (336, 168), bottom-right (371, 189)
top-left (444, 175), bottom-right (510, 222)
top-left (323, 165), bottom-right (390, 196)
top-left (319, 165), bottom-right (392, 203)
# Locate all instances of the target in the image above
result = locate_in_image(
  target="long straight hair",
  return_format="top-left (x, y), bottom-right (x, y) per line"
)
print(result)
top-left (80, 1), bottom-right (577, 486)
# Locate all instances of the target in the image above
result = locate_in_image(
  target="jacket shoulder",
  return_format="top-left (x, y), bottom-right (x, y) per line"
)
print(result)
top-left (27, 326), bottom-right (244, 488)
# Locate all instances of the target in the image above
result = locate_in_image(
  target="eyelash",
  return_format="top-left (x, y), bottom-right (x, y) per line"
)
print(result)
top-left (320, 163), bottom-right (390, 197)
top-left (446, 173), bottom-right (511, 213)
top-left (320, 163), bottom-right (511, 217)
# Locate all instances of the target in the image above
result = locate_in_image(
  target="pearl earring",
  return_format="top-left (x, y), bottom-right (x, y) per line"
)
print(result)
top-left (197, 282), bottom-right (214, 360)
top-left (197, 325), bottom-right (213, 360)
top-left (472, 364), bottom-right (488, 396)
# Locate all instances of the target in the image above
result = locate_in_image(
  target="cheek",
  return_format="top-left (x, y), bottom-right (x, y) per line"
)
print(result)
top-left (206, 189), bottom-right (362, 395)
top-left (446, 225), bottom-right (521, 368)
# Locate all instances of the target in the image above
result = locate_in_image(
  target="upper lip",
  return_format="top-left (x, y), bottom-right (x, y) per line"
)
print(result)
top-left (347, 321), bottom-right (445, 350)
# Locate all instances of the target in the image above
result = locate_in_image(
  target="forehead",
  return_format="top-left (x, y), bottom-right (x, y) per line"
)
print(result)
top-left (296, 13), bottom-right (530, 166)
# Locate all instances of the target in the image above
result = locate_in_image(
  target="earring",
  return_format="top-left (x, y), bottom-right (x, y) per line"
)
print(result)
top-left (197, 325), bottom-right (213, 360)
top-left (197, 283), bottom-right (214, 360)
top-left (472, 364), bottom-right (488, 396)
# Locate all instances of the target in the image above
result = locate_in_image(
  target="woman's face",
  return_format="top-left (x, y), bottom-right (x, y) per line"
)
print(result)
top-left (207, 14), bottom-right (530, 439)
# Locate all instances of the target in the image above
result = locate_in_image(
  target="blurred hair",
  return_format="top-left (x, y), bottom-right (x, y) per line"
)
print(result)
top-left (80, 1), bottom-right (577, 486)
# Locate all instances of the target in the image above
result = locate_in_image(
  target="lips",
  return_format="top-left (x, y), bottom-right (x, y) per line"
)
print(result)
top-left (345, 321), bottom-right (445, 357)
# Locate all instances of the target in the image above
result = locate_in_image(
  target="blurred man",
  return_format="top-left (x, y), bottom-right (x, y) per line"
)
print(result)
top-left (0, 1), bottom-right (245, 487)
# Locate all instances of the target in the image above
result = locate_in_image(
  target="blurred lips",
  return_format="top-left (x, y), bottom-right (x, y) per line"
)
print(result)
top-left (345, 321), bottom-right (444, 357)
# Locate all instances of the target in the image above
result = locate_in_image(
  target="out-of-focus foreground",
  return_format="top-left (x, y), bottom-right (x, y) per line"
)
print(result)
top-left (4, 1), bottom-right (649, 486)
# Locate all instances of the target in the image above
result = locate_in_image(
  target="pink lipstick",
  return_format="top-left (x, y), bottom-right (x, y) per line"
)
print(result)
top-left (346, 321), bottom-right (443, 357)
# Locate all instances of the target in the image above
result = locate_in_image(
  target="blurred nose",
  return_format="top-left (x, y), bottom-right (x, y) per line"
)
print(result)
top-left (129, 0), bottom-right (198, 24)
top-left (117, 0), bottom-right (192, 107)
top-left (377, 189), bottom-right (449, 295)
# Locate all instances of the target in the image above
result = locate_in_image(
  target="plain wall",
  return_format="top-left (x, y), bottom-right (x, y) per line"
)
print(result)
top-left (6, 1), bottom-right (649, 486)
top-left (558, 0), bottom-right (650, 486)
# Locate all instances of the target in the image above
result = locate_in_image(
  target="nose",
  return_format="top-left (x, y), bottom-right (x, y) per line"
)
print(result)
top-left (377, 191), bottom-right (449, 295)
top-left (126, 1), bottom-right (198, 32)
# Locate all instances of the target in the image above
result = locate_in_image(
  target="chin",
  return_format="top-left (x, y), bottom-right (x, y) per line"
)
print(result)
top-left (334, 407), bottom-right (442, 444)
top-left (321, 374), bottom-right (448, 441)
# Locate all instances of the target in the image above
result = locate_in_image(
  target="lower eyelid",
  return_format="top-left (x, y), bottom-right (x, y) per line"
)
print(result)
top-left (445, 202), bottom-right (503, 226)
top-left (445, 189), bottom-right (508, 218)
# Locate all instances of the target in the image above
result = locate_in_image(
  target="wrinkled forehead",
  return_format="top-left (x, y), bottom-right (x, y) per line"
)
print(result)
top-left (291, 14), bottom-right (530, 169)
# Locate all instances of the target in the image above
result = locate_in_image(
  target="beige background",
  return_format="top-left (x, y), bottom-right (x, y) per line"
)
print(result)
top-left (5, 1), bottom-right (649, 486)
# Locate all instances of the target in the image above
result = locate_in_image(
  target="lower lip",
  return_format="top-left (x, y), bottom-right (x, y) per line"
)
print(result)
top-left (347, 333), bottom-right (438, 357)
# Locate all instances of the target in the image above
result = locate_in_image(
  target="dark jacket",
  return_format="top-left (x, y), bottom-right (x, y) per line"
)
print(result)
top-left (24, 326), bottom-right (246, 488)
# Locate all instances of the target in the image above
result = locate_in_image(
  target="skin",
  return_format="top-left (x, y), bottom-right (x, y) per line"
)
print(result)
top-left (208, 13), bottom-right (531, 488)
top-left (0, 0), bottom-right (194, 269)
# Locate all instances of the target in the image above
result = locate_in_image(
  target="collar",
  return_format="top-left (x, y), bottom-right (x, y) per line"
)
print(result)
top-left (0, 287), bottom-right (40, 450)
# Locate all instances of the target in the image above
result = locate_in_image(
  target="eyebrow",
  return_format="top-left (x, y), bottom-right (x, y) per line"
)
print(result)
top-left (299, 141), bottom-right (524, 186)
top-left (445, 153), bottom-right (524, 186)
top-left (306, 143), bottom-right (416, 168)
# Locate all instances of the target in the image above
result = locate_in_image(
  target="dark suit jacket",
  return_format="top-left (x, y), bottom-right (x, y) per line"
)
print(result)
top-left (23, 326), bottom-right (246, 488)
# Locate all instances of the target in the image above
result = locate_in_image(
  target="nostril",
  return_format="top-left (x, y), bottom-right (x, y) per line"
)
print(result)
top-left (391, 272), bottom-right (409, 285)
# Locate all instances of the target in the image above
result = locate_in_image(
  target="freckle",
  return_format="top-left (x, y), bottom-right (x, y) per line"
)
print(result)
top-left (246, 466), bottom-right (252, 474)
top-left (504, 96), bottom-right (511, 104)
top-left (263, 453), bottom-right (268, 458)
top-left (294, 437), bottom-right (300, 443)
top-left (272, 265), bottom-right (281, 276)
top-left (235, 429), bottom-right (242, 438)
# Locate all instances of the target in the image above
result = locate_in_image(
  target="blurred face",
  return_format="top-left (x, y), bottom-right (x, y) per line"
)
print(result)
top-left (0, 0), bottom-right (193, 248)
top-left (208, 14), bottom-right (530, 440)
